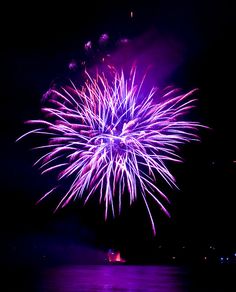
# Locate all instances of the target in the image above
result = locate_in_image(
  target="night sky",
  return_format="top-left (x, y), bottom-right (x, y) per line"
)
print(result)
top-left (1, 0), bottom-right (235, 265)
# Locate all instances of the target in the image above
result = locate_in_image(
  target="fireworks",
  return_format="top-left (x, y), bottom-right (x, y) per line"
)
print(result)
top-left (17, 65), bottom-right (203, 234)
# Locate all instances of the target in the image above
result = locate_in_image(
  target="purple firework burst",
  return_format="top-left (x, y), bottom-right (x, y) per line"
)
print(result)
top-left (17, 65), bottom-right (204, 235)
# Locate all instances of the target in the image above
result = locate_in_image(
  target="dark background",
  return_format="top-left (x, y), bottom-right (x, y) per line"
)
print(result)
top-left (1, 0), bottom-right (235, 266)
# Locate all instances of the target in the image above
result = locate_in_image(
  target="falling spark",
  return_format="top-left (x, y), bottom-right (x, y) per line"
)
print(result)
top-left (17, 65), bottom-right (204, 235)
top-left (84, 41), bottom-right (92, 51)
top-left (68, 60), bottom-right (78, 71)
top-left (99, 33), bottom-right (109, 44)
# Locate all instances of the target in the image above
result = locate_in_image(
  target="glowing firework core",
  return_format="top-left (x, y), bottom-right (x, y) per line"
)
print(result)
top-left (18, 65), bottom-right (203, 235)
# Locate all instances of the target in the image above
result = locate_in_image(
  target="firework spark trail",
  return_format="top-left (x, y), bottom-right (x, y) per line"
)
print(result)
top-left (17, 65), bottom-right (204, 235)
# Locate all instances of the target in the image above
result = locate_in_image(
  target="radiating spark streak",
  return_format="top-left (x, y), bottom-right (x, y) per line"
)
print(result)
top-left (17, 65), bottom-right (205, 235)
top-left (36, 187), bottom-right (57, 205)
top-left (16, 128), bottom-right (43, 142)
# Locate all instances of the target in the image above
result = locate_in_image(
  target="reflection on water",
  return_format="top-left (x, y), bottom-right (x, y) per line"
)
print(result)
top-left (41, 265), bottom-right (186, 292)
top-left (5, 264), bottom-right (236, 291)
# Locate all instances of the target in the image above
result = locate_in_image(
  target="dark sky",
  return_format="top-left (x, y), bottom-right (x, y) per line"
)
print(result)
top-left (1, 0), bottom-right (235, 264)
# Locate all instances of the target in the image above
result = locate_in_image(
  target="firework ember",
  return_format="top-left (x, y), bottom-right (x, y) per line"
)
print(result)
top-left (17, 65), bottom-right (204, 235)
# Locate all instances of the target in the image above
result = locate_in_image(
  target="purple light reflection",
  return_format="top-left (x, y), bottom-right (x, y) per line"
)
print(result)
top-left (42, 265), bottom-right (186, 292)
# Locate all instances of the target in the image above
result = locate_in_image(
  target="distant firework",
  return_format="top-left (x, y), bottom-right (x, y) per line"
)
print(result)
top-left (17, 65), bottom-right (204, 235)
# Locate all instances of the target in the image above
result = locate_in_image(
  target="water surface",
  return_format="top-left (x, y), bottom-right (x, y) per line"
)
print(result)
top-left (5, 264), bottom-right (236, 291)
top-left (40, 264), bottom-right (236, 292)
